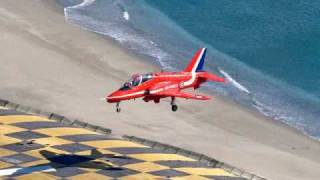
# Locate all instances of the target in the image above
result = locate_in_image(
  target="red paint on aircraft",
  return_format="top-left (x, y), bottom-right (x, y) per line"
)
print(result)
top-left (106, 48), bottom-right (225, 112)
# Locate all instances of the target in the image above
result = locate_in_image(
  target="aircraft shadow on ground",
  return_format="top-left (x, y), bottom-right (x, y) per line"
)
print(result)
top-left (12, 149), bottom-right (131, 176)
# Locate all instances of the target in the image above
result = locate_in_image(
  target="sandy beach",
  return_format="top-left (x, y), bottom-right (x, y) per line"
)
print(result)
top-left (0, 0), bottom-right (320, 179)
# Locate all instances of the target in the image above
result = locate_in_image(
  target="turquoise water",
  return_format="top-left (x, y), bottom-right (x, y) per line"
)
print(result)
top-left (58, 0), bottom-right (320, 140)
top-left (146, 0), bottom-right (320, 96)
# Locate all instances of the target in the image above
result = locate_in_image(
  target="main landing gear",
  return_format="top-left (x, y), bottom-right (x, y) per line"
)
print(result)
top-left (115, 98), bottom-right (178, 112)
top-left (116, 102), bottom-right (121, 113)
top-left (171, 97), bottom-right (178, 112)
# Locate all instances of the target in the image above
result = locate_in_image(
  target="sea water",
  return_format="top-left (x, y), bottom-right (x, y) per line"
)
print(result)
top-left (58, 0), bottom-right (320, 140)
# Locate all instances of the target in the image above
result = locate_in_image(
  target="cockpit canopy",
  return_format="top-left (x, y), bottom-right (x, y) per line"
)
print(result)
top-left (119, 73), bottom-right (153, 91)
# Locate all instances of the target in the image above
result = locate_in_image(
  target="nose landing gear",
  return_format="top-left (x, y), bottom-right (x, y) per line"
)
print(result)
top-left (116, 102), bottom-right (121, 113)
top-left (171, 97), bottom-right (178, 112)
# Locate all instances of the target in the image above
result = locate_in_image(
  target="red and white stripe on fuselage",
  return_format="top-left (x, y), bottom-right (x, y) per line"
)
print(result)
top-left (106, 73), bottom-right (196, 102)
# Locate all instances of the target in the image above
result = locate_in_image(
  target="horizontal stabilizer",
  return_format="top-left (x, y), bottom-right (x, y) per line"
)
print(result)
top-left (199, 72), bottom-right (225, 82)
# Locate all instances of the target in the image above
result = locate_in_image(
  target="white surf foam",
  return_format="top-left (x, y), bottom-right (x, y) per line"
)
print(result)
top-left (219, 69), bottom-right (250, 94)
top-left (123, 11), bottom-right (130, 21)
top-left (64, 0), bottom-right (96, 15)
top-left (64, 5), bottom-right (170, 68)
top-left (70, 0), bottom-right (95, 9)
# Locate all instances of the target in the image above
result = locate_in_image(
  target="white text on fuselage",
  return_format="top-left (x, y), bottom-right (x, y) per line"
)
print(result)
top-left (151, 84), bottom-right (179, 94)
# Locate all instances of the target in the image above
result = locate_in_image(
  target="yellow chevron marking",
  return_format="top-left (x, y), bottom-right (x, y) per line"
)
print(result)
top-left (0, 161), bottom-right (12, 169)
top-left (0, 135), bottom-right (20, 146)
top-left (0, 147), bottom-right (16, 157)
top-left (81, 140), bottom-right (147, 149)
top-left (75, 149), bottom-right (119, 156)
top-left (129, 153), bottom-right (195, 162)
top-left (16, 172), bottom-right (56, 180)
top-left (34, 137), bottom-right (73, 146)
top-left (20, 159), bottom-right (51, 168)
top-left (171, 175), bottom-right (212, 180)
top-left (175, 168), bottom-right (234, 176)
top-left (124, 162), bottom-right (169, 173)
top-left (0, 125), bottom-right (26, 135)
top-left (0, 115), bottom-right (50, 124)
top-left (34, 127), bottom-right (98, 137)
top-left (121, 173), bottom-right (162, 180)
top-left (69, 173), bottom-right (113, 180)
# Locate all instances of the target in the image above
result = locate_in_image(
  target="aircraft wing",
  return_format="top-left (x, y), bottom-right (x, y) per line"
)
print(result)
top-left (172, 91), bottom-right (210, 100)
top-left (152, 88), bottom-right (210, 100)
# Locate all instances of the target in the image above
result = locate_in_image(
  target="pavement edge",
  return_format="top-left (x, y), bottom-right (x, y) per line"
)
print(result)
top-left (123, 135), bottom-right (267, 180)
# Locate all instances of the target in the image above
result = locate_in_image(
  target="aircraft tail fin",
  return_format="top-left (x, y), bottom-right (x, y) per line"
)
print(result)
top-left (184, 48), bottom-right (207, 72)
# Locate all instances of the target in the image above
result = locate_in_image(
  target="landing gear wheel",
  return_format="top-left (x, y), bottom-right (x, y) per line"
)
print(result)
top-left (170, 96), bottom-right (178, 112)
top-left (171, 105), bottom-right (178, 112)
top-left (116, 107), bottom-right (121, 113)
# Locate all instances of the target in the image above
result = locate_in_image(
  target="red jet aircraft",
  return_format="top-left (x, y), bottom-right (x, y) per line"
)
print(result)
top-left (106, 48), bottom-right (225, 112)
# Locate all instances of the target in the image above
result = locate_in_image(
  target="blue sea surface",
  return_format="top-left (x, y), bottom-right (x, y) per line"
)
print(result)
top-left (58, 0), bottom-right (320, 140)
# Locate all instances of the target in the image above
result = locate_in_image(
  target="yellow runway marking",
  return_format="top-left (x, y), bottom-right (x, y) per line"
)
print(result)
top-left (0, 161), bottom-right (12, 169)
top-left (76, 159), bottom-right (114, 171)
top-left (171, 175), bottom-right (212, 180)
top-left (34, 127), bottom-right (99, 137)
top-left (0, 147), bottom-right (16, 158)
top-left (20, 160), bottom-right (51, 168)
top-left (0, 135), bottom-right (20, 146)
top-left (124, 162), bottom-right (168, 173)
top-left (75, 149), bottom-right (119, 156)
top-left (34, 137), bottom-right (73, 146)
top-left (129, 153), bottom-right (195, 162)
top-left (120, 173), bottom-right (162, 180)
top-left (16, 172), bottom-right (56, 180)
top-left (69, 173), bottom-right (113, 180)
top-left (0, 115), bottom-right (50, 124)
top-left (81, 140), bottom-right (147, 149)
top-left (175, 167), bottom-right (234, 176)
top-left (0, 125), bottom-right (26, 135)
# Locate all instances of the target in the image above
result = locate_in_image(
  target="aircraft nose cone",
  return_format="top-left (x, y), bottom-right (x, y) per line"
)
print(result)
top-left (106, 91), bottom-right (121, 103)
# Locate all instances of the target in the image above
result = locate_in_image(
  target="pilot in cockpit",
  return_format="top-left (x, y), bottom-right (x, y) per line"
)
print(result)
top-left (119, 73), bottom-right (153, 90)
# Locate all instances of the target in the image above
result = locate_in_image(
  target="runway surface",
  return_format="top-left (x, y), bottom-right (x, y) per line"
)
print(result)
top-left (0, 107), bottom-right (244, 179)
